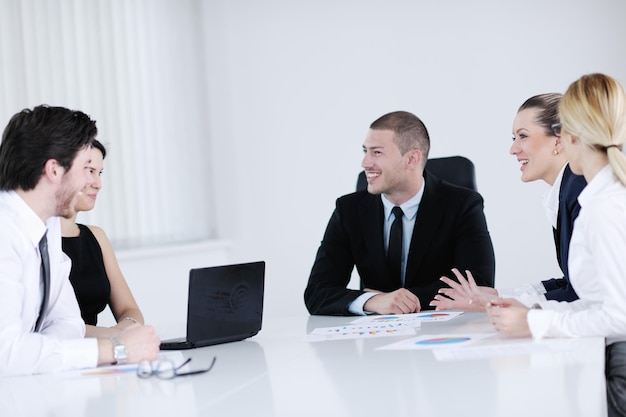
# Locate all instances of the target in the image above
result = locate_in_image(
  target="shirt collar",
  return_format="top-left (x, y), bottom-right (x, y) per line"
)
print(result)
top-left (577, 164), bottom-right (614, 208)
top-left (0, 190), bottom-right (48, 247)
top-left (381, 178), bottom-right (425, 221)
top-left (542, 163), bottom-right (568, 228)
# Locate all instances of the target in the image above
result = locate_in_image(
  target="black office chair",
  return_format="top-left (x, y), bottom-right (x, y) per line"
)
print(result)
top-left (356, 155), bottom-right (477, 192)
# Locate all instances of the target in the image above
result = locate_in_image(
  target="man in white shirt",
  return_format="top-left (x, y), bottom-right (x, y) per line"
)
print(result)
top-left (0, 105), bottom-right (159, 376)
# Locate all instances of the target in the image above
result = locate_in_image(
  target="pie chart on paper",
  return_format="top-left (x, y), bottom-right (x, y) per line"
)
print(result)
top-left (415, 337), bottom-right (471, 345)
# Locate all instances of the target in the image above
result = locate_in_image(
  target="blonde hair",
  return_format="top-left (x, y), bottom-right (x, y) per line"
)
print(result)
top-left (559, 73), bottom-right (626, 185)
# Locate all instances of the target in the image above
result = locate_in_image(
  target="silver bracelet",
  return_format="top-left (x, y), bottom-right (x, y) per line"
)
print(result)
top-left (121, 316), bottom-right (138, 324)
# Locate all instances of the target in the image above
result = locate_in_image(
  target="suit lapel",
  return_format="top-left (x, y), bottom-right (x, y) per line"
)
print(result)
top-left (358, 194), bottom-right (388, 279)
top-left (404, 173), bottom-right (445, 285)
top-left (554, 165), bottom-right (572, 268)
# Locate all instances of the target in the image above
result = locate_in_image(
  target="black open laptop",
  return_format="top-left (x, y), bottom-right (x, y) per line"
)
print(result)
top-left (160, 261), bottom-right (265, 350)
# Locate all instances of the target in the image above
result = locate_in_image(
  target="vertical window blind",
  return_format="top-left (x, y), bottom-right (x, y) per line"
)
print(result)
top-left (0, 0), bottom-right (214, 249)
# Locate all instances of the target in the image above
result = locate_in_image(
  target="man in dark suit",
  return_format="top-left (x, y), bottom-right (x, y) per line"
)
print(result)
top-left (304, 111), bottom-right (495, 316)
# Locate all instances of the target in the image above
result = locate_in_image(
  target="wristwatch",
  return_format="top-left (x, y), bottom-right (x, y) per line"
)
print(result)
top-left (111, 337), bottom-right (128, 365)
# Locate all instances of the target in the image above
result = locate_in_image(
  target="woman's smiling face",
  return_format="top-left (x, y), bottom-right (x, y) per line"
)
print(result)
top-left (510, 108), bottom-right (562, 184)
top-left (74, 146), bottom-right (104, 213)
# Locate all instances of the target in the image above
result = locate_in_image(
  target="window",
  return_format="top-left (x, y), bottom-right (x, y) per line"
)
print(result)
top-left (0, 0), bottom-right (214, 249)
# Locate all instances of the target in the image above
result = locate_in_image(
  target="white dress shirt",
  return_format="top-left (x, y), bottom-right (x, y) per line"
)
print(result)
top-left (348, 180), bottom-right (425, 315)
top-left (527, 165), bottom-right (626, 345)
top-left (542, 163), bottom-right (567, 229)
top-left (0, 191), bottom-right (98, 376)
top-left (380, 186), bottom-right (424, 285)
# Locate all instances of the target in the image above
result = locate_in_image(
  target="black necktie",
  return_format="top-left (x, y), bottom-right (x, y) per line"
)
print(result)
top-left (35, 232), bottom-right (50, 332)
top-left (387, 206), bottom-right (404, 287)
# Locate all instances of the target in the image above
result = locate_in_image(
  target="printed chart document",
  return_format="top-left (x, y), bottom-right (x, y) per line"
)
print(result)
top-left (351, 311), bottom-right (463, 327)
top-left (377, 333), bottom-right (497, 351)
top-left (78, 351), bottom-right (186, 376)
top-left (432, 338), bottom-right (578, 361)
top-left (307, 311), bottom-right (464, 342)
top-left (306, 322), bottom-right (416, 341)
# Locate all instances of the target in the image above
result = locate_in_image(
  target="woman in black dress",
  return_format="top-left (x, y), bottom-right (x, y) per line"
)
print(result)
top-left (61, 140), bottom-right (144, 338)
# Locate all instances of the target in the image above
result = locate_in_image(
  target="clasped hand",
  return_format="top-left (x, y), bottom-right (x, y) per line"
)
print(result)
top-left (485, 298), bottom-right (532, 337)
top-left (363, 288), bottom-right (421, 315)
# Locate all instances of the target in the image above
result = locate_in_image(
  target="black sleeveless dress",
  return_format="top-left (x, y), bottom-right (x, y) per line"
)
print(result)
top-left (62, 224), bottom-right (111, 325)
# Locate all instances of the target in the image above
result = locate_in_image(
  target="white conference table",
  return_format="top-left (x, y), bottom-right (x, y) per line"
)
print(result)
top-left (0, 312), bottom-right (607, 417)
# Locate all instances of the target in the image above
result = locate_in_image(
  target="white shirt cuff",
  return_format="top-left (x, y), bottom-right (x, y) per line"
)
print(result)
top-left (527, 308), bottom-right (556, 340)
top-left (348, 292), bottom-right (378, 315)
top-left (61, 338), bottom-right (99, 370)
top-left (500, 282), bottom-right (547, 308)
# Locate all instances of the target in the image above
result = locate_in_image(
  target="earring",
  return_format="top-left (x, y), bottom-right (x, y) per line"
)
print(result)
top-left (553, 149), bottom-right (559, 156)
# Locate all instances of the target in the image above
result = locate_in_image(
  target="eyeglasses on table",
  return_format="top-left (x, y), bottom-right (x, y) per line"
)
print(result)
top-left (137, 356), bottom-right (217, 379)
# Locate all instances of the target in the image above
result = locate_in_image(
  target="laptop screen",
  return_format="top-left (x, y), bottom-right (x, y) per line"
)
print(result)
top-left (186, 261), bottom-right (265, 345)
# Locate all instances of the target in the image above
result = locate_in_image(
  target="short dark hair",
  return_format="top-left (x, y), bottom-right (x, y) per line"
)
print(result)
top-left (91, 139), bottom-right (107, 160)
top-left (517, 93), bottom-right (562, 137)
top-left (0, 105), bottom-right (97, 191)
top-left (370, 111), bottom-right (430, 159)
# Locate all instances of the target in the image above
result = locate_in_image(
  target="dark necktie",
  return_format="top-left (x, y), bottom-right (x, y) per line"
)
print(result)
top-left (35, 232), bottom-right (50, 332)
top-left (387, 206), bottom-right (404, 287)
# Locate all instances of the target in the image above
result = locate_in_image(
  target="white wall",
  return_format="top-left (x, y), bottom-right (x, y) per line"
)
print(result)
top-left (197, 0), bottom-right (626, 316)
top-left (108, 0), bottom-right (626, 325)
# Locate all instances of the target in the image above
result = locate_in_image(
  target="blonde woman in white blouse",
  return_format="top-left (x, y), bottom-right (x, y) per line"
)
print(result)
top-left (486, 73), bottom-right (626, 417)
